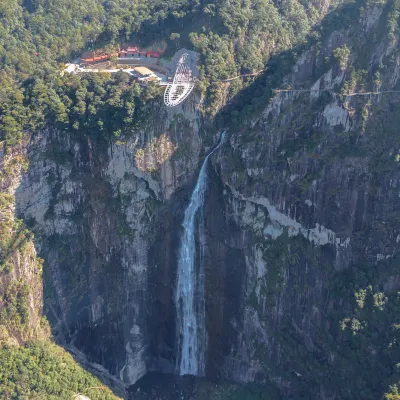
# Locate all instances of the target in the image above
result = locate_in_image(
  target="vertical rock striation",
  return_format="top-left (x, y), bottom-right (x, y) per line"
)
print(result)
top-left (15, 99), bottom-right (203, 386)
top-left (12, 4), bottom-right (400, 399)
top-left (0, 138), bottom-right (47, 345)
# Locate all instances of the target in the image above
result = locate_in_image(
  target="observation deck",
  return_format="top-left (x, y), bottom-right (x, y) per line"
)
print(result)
top-left (164, 53), bottom-right (196, 107)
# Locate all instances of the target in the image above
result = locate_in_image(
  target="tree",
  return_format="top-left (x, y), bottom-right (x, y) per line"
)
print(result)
top-left (109, 54), bottom-right (119, 66)
top-left (170, 32), bottom-right (181, 49)
top-left (333, 45), bottom-right (351, 70)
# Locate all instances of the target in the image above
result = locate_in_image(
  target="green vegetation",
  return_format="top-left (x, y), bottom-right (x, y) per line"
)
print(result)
top-left (2, 69), bottom-right (163, 145)
top-left (333, 44), bottom-right (351, 70)
top-left (0, 0), bottom-right (367, 149)
top-left (1, 0), bottom-right (399, 147)
top-left (387, 0), bottom-right (400, 38)
top-left (232, 5), bottom-right (400, 395)
top-left (1, 0), bottom-right (400, 399)
top-left (0, 280), bottom-right (30, 334)
top-left (0, 341), bottom-right (121, 400)
top-left (330, 261), bottom-right (400, 399)
top-left (0, 136), bottom-right (122, 398)
top-left (189, 0), bottom-right (314, 113)
top-left (215, 0), bottom-right (362, 130)
top-left (386, 385), bottom-right (400, 400)
top-left (0, 173), bottom-right (44, 342)
top-left (0, 0), bottom-right (191, 147)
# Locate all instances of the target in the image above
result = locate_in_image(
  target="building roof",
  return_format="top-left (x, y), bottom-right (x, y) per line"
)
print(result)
top-left (81, 50), bottom-right (95, 58)
top-left (121, 45), bottom-right (142, 52)
top-left (120, 45), bottom-right (160, 56)
top-left (81, 55), bottom-right (109, 62)
top-left (80, 50), bottom-right (114, 62)
top-left (146, 51), bottom-right (160, 57)
top-left (134, 66), bottom-right (155, 76)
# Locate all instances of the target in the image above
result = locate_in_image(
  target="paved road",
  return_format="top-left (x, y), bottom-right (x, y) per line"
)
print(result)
top-left (117, 59), bottom-right (169, 75)
top-left (165, 49), bottom-right (199, 80)
top-left (63, 49), bottom-right (200, 83)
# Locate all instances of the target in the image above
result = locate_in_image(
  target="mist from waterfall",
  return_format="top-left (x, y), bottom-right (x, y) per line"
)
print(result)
top-left (175, 132), bottom-right (225, 376)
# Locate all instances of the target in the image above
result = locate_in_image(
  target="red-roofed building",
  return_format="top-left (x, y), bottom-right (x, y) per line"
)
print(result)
top-left (79, 44), bottom-right (161, 65)
top-left (80, 50), bottom-right (115, 64)
top-left (119, 45), bottom-right (146, 58)
top-left (119, 45), bottom-right (160, 59)
top-left (146, 51), bottom-right (161, 58)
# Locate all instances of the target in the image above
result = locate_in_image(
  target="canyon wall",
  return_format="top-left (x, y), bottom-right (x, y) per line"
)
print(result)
top-left (16, 97), bottom-right (202, 386)
top-left (14, 4), bottom-right (400, 399)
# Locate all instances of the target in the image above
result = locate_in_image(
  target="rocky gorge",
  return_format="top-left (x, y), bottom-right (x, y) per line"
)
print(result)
top-left (4, 2), bottom-right (400, 399)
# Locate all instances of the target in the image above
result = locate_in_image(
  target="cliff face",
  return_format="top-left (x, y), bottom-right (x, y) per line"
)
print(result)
top-left (16, 97), bottom-right (202, 386)
top-left (207, 4), bottom-right (400, 398)
top-left (14, 3), bottom-right (400, 399)
top-left (0, 139), bottom-right (47, 346)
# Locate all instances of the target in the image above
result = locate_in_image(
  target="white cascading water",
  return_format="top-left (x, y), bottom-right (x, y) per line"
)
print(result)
top-left (175, 132), bottom-right (225, 376)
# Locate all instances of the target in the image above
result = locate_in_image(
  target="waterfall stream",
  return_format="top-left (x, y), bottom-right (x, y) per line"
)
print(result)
top-left (175, 132), bottom-right (225, 376)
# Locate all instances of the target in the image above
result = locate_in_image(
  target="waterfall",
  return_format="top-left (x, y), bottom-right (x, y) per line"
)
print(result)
top-left (175, 132), bottom-right (225, 376)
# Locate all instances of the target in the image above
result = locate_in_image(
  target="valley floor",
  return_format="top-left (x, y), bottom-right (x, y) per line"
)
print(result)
top-left (129, 372), bottom-right (281, 400)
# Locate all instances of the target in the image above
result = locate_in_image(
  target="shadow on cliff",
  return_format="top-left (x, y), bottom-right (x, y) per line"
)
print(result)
top-left (13, 2), bottom-right (366, 399)
top-left (212, 1), bottom-right (360, 134)
top-left (15, 130), bottom-right (128, 397)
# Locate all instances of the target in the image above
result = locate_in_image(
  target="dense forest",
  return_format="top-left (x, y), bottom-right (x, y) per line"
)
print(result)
top-left (0, 0), bottom-right (338, 397)
top-left (0, 341), bottom-right (121, 399)
top-left (0, 0), bottom-right (353, 149)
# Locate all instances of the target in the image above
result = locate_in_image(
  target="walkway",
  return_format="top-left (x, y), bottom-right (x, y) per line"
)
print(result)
top-left (273, 88), bottom-right (400, 97)
top-left (63, 64), bottom-right (168, 84)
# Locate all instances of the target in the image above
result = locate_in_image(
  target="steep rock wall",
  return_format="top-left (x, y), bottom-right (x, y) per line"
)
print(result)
top-left (205, 4), bottom-right (400, 398)
top-left (0, 139), bottom-right (47, 346)
top-left (16, 98), bottom-right (202, 386)
top-left (12, 3), bottom-right (400, 400)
